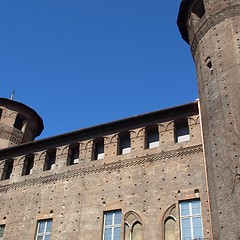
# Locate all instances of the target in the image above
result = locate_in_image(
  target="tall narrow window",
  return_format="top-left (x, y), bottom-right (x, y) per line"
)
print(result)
top-left (175, 119), bottom-right (190, 143)
top-left (1, 159), bottom-right (14, 180)
top-left (93, 138), bottom-right (104, 160)
top-left (0, 225), bottom-right (5, 240)
top-left (103, 210), bottom-right (121, 240)
top-left (206, 57), bottom-right (213, 74)
top-left (22, 155), bottom-right (34, 176)
top-left (14, 114), bottom-right (26, 131)
top-left (164, 217), bottom-right (176, 240)
top-left (35, 219), bottom-right (52, 240)
top-left (68, 144), bottom-right (79, 165)
top-left (44, 150), bottom-right (56, 171)
top-left (118, 132), bottom-right (131, 155)
top-left (146, 126), bottom-right (159, 149)
top-left (179, 199), bottom-right (204, 240)
top-left (124, 212), bottom-right (143, 240)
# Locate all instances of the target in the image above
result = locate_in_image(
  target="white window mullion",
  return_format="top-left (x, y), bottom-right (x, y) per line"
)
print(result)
top-left (112, 212), bottom-right (115, 240)
top-left (103, 210), bottom-right (121, 240)
top-left (190, 216), bottom-right (194, 240)
top-left (180, 199), bottom-right (203, 240)
top-left (189, 202), bottom-right (193, 240)
top-left (111, 226), bottom-right (114, 240)
top-left (35, 219), bottom-right (52, 240)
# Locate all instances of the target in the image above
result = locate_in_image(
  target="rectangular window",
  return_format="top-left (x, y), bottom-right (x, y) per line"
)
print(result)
top-left (119, 132), bottom-right (131, 155)
top-left (1, 159), bottom-right (13, 180)
top-left (14, 114), bottom-right (26, 131)
top-left (179, 199), bottom-right (204, 240)
top-left (35, 219), bottom-right (52, 240)
top-left (103, 210), bottom-right (121, 240)
top-left (93, 139), bottom-right (104, 160)
top-left (175, 119), bottom-right (190, 143)
top-left (68, 145), bottom-right (79, 165)
top-left (0, 225), bottom-right (5, 239)
top-left (146, 126), bottom-right (159, 149)
top-left (22, 155), bottom-right (34, 176)
top-left (44, 150), bottom-right (56, 171)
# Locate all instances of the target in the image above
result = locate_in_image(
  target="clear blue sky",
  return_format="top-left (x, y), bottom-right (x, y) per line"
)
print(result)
top-left (0, 1), bottom-right (197, 139)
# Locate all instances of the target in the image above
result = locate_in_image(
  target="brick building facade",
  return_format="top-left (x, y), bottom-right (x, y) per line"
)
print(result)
top-left (0, 0), bottom-right (239, 239)
top-left (0, 99), bottom-right (211, 240)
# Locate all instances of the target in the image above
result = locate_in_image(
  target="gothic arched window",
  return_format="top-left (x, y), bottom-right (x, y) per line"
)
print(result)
top-left (124, 212), bottom-right (143, 240)
top-left (164, 217), bottom-right (176, 240)
top-left (163, 204), bottom-right (176, 240)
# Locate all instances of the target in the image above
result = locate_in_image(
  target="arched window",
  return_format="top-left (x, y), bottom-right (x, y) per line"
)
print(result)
top-left (163, 204), bottom-right (176, 240)
top-left (124, 212), bottom-right (143, 240)
top-left (164, 217), bottom-right (176, 240)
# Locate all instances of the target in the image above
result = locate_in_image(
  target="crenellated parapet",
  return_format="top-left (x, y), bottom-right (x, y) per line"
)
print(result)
top-left (0, 101), bottom-right (201, 184)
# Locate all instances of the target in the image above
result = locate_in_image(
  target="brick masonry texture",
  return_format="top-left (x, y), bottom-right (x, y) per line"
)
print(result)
top-left (0, 101), bottom-right (212, 239)
top-left (178, 0), bottom-right (240, 239)
top-left (4, 0), bottom-right (240, 239)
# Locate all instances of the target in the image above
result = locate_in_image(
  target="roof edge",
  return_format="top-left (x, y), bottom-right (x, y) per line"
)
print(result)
top-left (177, 0), bottom-right (198, 44)
top-left (0, 101), bottom-right (199, 159)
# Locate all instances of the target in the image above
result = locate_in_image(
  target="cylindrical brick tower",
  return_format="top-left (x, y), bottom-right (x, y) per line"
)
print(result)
top-left (178, 0), bottom-right (240, 239)
top-left (0, 98), bottom-right (44, 149)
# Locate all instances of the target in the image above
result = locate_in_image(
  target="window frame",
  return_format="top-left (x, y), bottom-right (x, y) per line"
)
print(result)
top-left (93, 138), bottom-right (105, 160)
top-left (175, 119), bottom-right (190, 143)
top-left (68, 144), bottom-right (80, 165)
top-left (1, 159), bottom-right (14, 180)
top-left (13, 114), bottom-right (26, 131)
top-left (118, 132), bottom-right (131, 155)
top-left (102, 210), bottom-right (122, 240)
top-left (179, 199), bottom-right (204, 240)
top-left (0, 224), bottom-right (5, 239)
top-left (43, 149), bottom-right (56, 171)
top-left (35, 219), bottom-right (52, 240)
top-left (145, 126), bottom-right (160, 149)
top-left (22, 154), bottom-right (34, 176)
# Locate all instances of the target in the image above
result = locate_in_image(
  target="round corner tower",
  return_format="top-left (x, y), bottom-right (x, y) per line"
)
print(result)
top-left (0, 98), bottom-right (44, 149)
top-left (178, 0), bottom-right (240, 239)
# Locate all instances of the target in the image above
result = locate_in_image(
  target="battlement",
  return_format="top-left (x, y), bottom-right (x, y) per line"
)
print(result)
top-left (0, 102), bottom-right (201, 183)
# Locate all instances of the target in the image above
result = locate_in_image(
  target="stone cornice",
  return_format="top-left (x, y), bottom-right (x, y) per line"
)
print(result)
top-left (0, 145), bottom-right (203, 192)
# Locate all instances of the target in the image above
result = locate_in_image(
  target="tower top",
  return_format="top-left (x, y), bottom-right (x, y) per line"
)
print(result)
top-left (0, 98), bottom-right (44, 136)
top-left (177, 0), bottom-right (205, 43)
top-left (0, 98), bottom-right (44, 148)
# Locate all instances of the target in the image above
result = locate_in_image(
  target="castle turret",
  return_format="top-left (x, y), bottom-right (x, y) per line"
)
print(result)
top-left (178, 0), bottom-right (240, 239)
top-left (0, 98), bottom-right (43, 149)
